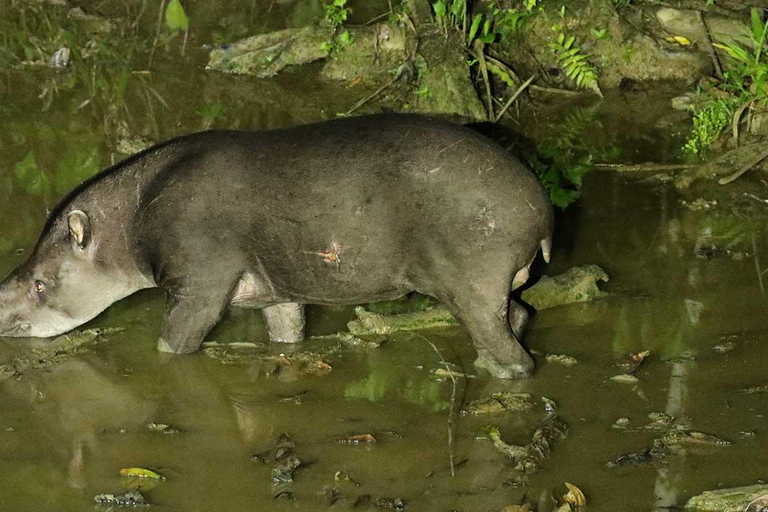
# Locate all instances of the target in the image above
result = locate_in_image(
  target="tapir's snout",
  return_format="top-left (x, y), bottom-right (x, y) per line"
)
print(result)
top-left (0, 273), bottom-right (25, 338)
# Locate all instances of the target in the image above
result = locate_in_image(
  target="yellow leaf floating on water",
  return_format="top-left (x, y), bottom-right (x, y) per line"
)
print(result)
top-left (119, 468), bottom-right (165, 480)
top-left (561, 482), bottom-right (587, 508)
top-left (665, 36), bottom-right (692, 45)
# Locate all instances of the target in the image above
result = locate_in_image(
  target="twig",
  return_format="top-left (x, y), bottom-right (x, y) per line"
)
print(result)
top-left (365, 10), bottom-right (390, 25)
top-left (345, 57), bottom-right (412, 116)
top-left (148, 0), bottom-right (167, 70)
top-left (473, 39), bottom-right (493, 121)
top-left (753, 232), bottom-right (765, 296)
top-left (592, 162), bottom-right (697, 172)
top-left (744, 494), bottom-right (768, 512)
top-left (732, 99), bottom-right (753, 147)
top-left (181, 28), bottom-right (189, 57)
top-left (529, 84), bottom-right (584, 96)
top-left (417, 334), bottom-right (457, 478)
top-left (491, 97), bottom-right (520, 125)
top-left (494, 75), bottom-right (534, 123)
top-left (718, 146), bottom-right (768, 185)
top-left (744, 192), bottom-right (768, 205)
top-left (697, 11), bottom-right (723, 80)
top-left (133, 0), bottom-right (148, 35)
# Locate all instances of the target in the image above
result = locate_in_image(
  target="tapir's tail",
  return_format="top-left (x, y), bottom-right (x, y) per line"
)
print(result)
top-left (512, 236), bottom-right (553, 291)
top-left (540, 236), bottom-right (552, 264)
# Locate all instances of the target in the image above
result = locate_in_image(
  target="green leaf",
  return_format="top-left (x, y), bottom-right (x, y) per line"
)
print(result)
top-left (751, 8), bottom-right (764, 43)
top-left (432, 1), bottom-right (447, 17)
top-left (450, 0), bottom-right (464, 17)
top-left (468, 13), bottom-right (483, 42)
top-left (482, 18), bottom-right (492, 36)
top-left (165, 0), bottom-right (189, 32)
top-left (480, 32), bottom-right (496, 44)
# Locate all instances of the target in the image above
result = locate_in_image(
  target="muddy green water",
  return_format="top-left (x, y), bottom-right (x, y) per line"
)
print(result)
top-left (2, 1), bottom-right (768, 511)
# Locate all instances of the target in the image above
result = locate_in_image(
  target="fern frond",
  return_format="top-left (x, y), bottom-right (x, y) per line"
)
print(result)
top-left (549, 33), bottom-right (602, 96)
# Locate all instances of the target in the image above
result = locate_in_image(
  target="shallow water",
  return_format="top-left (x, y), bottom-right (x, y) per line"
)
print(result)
top-left (2, 1), bottom-right (768, 511)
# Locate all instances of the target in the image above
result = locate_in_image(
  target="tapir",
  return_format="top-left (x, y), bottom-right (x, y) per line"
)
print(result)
top-left (0, 114), bottom-right (553, 378)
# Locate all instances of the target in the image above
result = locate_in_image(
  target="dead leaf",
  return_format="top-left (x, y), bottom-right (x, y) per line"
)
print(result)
top-left (431, 367), bottom-right (474, 379)
top-left (119, 467), bottom-right (165, 480)
top-left (337, 433), bottom-right (377, 445)
top-left (346, 75), bottom-right (363, 87)
top-left (561, 482), bottom-right (586, 508)
top-left (666, 36), bottom-right (692, 45)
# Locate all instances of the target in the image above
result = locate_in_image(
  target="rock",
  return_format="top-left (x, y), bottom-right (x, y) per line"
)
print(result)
top-left (749, 107), bottom-right (768, 136)
top-left (656, 8), bottom-right (749, 48)
top-left (347, 306), bottom-right (458, 336)
top-left (49, 47), bottom-right (70, 69)
top-left (612, 417), bottom-right (630, 429)
top-left (347, 265), bottom-right (609, 336)
top-left (206, 21), bottom-right (489, 120)
top-left (321, 23), bottom-right (411, 82)
top-left (712, 341), bottom-right (736, 353)
top-left (606, 449), bottom-right (655, 468)
top-left (497, 1), bottom-right (712, 89)
top-left (0, 328), bottom-right (125, 381)
top-left (545, 354), bottom-right (578, 366)
top-left (94, 488), bottom-right (149, 507)
top-left (521, 265), bottom-right (608, 310)
top-left (410, 34), bottom-right (487, 120)
top-left (675, 141), bottom-right (768, 189)
top-left (463, 392), bottom-right (535, 415)
top-left (208, 25), bottom-right (330, 77)
top-left (485, 417), bottom-right (569, 473)
top-left (684, 484), bottom-right (768, 512)
top-left (116, 137), bottom-right (153, 155)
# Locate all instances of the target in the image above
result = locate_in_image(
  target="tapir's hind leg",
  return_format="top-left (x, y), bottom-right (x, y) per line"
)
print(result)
top-left (262, 303), bottom-right (306, 343)
top-left (438, 283), bottom-right (534, 379)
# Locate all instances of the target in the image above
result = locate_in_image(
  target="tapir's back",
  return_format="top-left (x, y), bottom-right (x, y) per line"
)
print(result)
top-left (136, 114), bottom-right (553, 300)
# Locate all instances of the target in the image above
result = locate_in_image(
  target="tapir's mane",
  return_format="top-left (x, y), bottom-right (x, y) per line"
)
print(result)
top-left (34, 133), bottom-right (202, 251)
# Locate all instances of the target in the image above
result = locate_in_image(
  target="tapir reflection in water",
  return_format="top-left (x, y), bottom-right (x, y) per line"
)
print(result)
top-left (0, 114), bottom-right (553, 378)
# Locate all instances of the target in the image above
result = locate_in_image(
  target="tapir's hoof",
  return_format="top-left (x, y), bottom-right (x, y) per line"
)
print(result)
top-left (474, 354), bottom-right (534, 379)
top-left (156, 337), bottom-right (199, 354)
top-left (156, 337), bottom-right (175, 353)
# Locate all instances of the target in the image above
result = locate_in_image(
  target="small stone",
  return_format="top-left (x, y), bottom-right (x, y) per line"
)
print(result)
top-left (712, 341), bottom-right (736, 354)
top-left (94, 488), bottom-right (149, 507)
top-left (545, 353), bottom-right (578, 366)
top-left (610, 374), bottom-right (639, 383)
top-left (612, 417), bottom-right (630, 429)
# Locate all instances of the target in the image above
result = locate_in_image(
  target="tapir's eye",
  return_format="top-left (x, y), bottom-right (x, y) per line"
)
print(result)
top-left (34, 280), bottom-right (46, 294)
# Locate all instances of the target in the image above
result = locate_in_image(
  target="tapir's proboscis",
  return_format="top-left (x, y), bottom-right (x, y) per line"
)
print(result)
top-left (0, 114), bottom-right (553, 378)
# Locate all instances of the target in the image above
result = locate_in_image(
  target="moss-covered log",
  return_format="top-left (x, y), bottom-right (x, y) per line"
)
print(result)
top-left (348, 265), bottom-right (608, 335)
top-left (684, 484), bottom-right (768, 512)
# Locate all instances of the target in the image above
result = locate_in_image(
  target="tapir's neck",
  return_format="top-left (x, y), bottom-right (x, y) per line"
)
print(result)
top-left (56, 143), bottom-right (192, 294)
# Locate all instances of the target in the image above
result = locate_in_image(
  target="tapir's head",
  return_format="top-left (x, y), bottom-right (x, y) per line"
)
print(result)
top-left (0, 209), bottom-right (137, 338)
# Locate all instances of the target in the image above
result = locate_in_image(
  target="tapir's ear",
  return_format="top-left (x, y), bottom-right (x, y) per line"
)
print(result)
top-left (67, 210), bottom-right (92, 251)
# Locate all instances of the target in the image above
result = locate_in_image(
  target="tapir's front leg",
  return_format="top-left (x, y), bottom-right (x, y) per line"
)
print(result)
top-left (261, 303), bottom-right (306, 343)
top-left (156, 281), bottom-right (234, 354)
